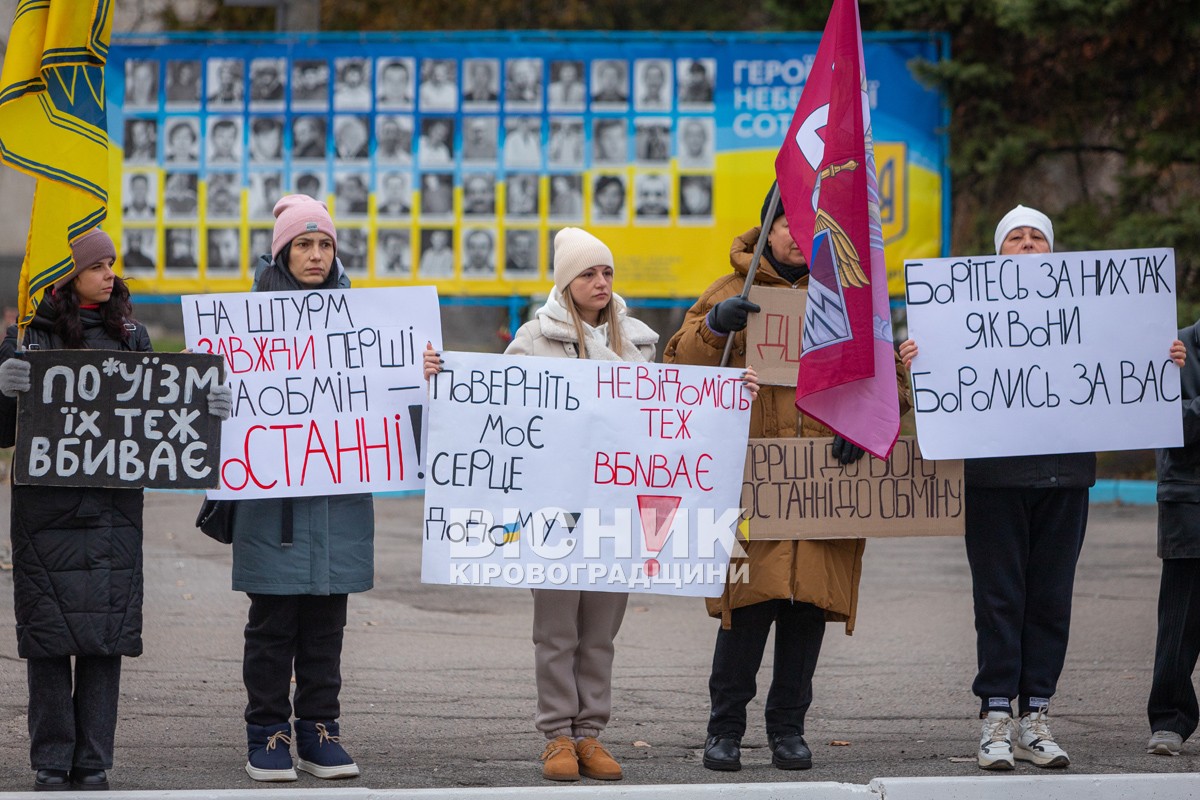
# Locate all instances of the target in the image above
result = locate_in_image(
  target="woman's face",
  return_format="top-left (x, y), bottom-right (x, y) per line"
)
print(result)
top-left (596, 182), bottom-right (624, 215)
top-left (568, 265), bottom-right (614, 318)
top-left (767, 214), bottom-right (807, 268)
top-left (999, 226), bottom-right (1050, 255)
top-left (73, 258), bottom-right (116, 304)
top-left (287, 232), bottom-right (335, 287)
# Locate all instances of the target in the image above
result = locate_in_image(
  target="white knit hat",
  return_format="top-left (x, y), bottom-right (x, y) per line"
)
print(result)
top-left (553, 227), bottom-right (613, 292)
top-left (994, 204), bottom-right (1054, 254)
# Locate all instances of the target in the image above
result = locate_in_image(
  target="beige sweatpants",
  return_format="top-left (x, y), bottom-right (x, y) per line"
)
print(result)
top-left (532, 589), bottom-right (629, 739)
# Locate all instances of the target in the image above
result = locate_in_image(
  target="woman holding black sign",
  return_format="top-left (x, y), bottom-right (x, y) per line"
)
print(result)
top-left (230, 195), bottom-right (373, 783)
top-left (0, 228), bottom-right (231, 791)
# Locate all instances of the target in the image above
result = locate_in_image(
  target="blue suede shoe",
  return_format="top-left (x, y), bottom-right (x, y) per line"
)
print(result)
top-left (296, 720), bottom-right (359, 779)
top-left (245, 722), bottom-right (297, 782)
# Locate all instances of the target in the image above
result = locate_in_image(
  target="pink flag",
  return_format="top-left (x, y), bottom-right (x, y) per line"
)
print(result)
top-left (775, 0), bottom-right (900, 460)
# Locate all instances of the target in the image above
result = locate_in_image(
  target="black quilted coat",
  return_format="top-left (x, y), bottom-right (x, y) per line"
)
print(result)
top-left (0, 300), bottom-right (152, 659)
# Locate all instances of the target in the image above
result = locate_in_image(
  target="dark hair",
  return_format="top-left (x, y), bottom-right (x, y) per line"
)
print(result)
top-left (52, 276), bottom-right (136, 349)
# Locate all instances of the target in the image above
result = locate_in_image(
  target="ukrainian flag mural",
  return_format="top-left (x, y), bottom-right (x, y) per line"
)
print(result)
top-left (105, 31), bottom-right (947, 299)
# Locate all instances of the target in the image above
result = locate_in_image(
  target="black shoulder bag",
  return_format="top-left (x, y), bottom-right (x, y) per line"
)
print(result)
top-left (195, 498), bottom-right (236, 545)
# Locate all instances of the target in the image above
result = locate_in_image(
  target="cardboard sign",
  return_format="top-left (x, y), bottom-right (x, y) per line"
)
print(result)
top-left (181, 286), bottom-right (441, 499)
top-left (421, 351), bottom-right (753, 597)
top-left (904, 248), bottom-right (1183, 459)
top-left (14, 350), bottom-right (223, 489)
top-left (745, 285), bottom-right (806, 386)
top-left (739, 436), bottom-right (963, 539)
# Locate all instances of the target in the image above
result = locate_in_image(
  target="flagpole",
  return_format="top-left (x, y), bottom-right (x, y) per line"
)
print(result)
top-left (719, 183), bottom-right (779, 368)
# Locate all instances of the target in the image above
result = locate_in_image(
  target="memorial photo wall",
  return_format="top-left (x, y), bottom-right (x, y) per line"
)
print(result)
top-left (108, 32), bottom-right (947, 297)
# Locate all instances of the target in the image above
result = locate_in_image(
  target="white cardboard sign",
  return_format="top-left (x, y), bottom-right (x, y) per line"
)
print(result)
top-left (182, 286), bottom-right (441, 498)
top-left (421, 351), bottom-right (753, 597)
top-left (904, 248), bottom-right (1183, 459)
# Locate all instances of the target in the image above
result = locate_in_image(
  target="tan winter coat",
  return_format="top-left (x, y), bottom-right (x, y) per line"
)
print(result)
top-left (663, 227), bottom-right (912, 633)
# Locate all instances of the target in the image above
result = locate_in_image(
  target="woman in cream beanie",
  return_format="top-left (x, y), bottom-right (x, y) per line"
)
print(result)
top-left (425, 227), bottom-right (715, 782)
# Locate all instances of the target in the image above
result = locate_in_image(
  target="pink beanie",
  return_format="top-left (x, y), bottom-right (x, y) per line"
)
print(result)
top-left (57, 228), bottom-right (116, 288)
top-left (272, 194), bottom-right (337, 259)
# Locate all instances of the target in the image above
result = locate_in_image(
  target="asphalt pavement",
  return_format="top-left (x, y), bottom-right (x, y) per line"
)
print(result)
top-left (0, 488), bottom-right (1196, 793)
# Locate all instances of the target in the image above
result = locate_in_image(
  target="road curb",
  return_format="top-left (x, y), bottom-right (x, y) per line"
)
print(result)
top-left (9, 773), bottom-right (1198, 799)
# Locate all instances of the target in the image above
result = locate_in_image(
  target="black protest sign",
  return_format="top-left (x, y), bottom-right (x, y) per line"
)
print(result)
top-left (15, 351), bottom-right (224, 489)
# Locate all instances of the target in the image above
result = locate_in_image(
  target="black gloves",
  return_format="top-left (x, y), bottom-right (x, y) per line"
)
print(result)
top-left (831, 435), bottom-right (865, 465)
top-left (706, 296), bottom-right (761, 335)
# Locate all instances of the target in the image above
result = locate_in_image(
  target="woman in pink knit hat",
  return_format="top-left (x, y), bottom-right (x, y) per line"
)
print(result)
top-left (423, 227), bottom-right (758, 782)
top-left (232, 195), bottom-right (373, 784)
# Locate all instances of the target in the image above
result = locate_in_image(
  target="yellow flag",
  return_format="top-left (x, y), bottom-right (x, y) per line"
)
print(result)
top-left (0, 0), bottom-right (114, 327)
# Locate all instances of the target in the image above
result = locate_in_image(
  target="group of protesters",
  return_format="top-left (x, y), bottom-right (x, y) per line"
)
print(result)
top-left (2, 182), bottom-right (1199, 792)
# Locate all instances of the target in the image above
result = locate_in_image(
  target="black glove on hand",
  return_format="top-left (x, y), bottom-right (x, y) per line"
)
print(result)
top-left (706, 296), bottom-right (761, 335)
top-left (831, 435), bottom-right (865, 465)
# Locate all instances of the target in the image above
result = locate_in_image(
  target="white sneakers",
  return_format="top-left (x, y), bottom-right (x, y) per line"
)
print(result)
top-left (1013, 709), bottom-right (1071, 768)
top-left (1147, 730), bottom-right (1183, 756)
top-left (978, 712), bottom-right (1015, 770)
top-left (978, 709), bottom-right (1070, 770)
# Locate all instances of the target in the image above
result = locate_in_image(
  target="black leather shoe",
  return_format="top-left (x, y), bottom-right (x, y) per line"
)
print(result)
top-left (702, 734), bottom-right (742, 771)
top-left (69, 768), bottom-right (109, 790)
top-left (33, 769), bottom-right (70, 791)
top-left (769, 733), bottom-right (812, 770)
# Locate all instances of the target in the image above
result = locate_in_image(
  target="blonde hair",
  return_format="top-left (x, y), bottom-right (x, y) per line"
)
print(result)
top-left (560, 287), bottom-right (629, 358)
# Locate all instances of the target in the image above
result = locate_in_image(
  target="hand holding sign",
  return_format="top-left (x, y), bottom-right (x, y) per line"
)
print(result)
top-left (0, 356), bottom-right (31, 397)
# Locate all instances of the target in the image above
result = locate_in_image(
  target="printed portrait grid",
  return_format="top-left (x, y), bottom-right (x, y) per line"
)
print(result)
top-left (115, 51), bottom-right (719, 281)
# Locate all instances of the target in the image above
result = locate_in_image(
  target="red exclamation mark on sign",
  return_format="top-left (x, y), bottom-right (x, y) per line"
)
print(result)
top-left (408, 404), bottom-right (424, 479)
top-left (637, 495), bottom-right (680, 578)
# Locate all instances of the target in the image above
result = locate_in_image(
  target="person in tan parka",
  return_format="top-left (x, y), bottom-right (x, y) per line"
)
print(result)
top-left (664, 182), bottom-right (911, 773)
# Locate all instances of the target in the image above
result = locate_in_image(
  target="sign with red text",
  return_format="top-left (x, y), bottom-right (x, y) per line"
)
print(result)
top-left (181, 286), bottom-right (441, 498)
top-left (905, 248), bottom-right (1183, 458)
top-left (740, 436), bottom-right (963, 539)
top-left (421, 351), bottom-right (752, 596)
top-left (745, 285), bottom-right (806, 386)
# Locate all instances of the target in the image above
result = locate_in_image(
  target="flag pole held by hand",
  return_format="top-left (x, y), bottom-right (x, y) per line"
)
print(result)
top-left (720, 183), bottom-right (779, 368)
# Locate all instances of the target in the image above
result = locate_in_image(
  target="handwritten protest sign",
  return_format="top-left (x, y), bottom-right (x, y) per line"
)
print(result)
top-left (740, 436), bottom-right (963, 539)
top-left (745, 285), bottom-right (806, 386)
top-left (14, 351), bottom-right (223, 489)
top-left (421, 351), bottom-right (753, 597)
top-left (904, 248), bottom-right (1183, 459)
top-left (181, 287), bottom-right (441, 499)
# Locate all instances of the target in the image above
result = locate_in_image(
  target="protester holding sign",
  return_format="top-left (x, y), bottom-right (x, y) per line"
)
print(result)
top-left (232, 195), bottom-right (373, 783)
top-left (0, 228), bottom-right (231, 792)
top-left (899, 206), bottom-right (1185, 771)
top-left (664, 184), bottom-right (911, 773)
top-left (423, 227), bottom-right (674, 783)
top-left (1146, 318), bottom-right (1200, 757)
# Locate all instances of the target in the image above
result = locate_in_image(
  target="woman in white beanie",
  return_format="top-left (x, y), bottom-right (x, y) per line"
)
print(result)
top-left (424, 227), bottom-right (757, 782)
top-left (899, 206), bottom-right (1185, 772)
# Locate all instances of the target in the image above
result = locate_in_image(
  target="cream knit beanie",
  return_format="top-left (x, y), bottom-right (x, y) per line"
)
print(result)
top-left (552, 227), bottom-right (613, 292)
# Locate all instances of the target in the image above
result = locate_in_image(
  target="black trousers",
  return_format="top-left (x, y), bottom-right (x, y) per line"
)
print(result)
top-left (707, 599), bottom-right (826, 738)
top-left (243, 593), bottom-right (348, 726)
top-left (27, 655), bottom-right (122, 771)
top-left (964, 486), bottom-right (1088, 715)
top-left (1148, 558), bottom-right (1200, 740)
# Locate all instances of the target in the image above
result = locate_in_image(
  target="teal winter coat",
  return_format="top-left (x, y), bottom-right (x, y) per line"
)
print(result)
top-left (231, 255), bottom-right (374, 595)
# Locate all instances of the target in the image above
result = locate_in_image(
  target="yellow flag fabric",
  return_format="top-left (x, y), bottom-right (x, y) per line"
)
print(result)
top-left (0, 0), bottom-right (114, 326)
